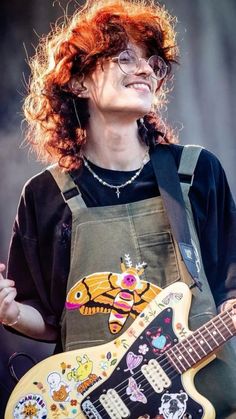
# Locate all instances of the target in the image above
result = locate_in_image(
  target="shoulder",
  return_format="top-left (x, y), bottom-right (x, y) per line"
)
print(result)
top-left (18, 166), bottom-right (68, 221)
top-left (22, 165), bottom-right (63, 200)
top-left (168, 143), bottom-right (225, 176)
top-left (15, 166), bottom-right (72, 239)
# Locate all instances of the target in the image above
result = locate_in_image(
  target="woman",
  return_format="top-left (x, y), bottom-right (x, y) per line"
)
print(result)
top-left (0, 0), bottom-right (236, 417)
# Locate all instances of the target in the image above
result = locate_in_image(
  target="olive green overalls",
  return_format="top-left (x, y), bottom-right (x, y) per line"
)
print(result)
top-left (48, 145), bottom-right (236, 418)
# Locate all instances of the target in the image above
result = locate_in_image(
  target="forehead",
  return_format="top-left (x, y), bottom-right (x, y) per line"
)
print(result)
top-left (126, 42), bottom-right (148, 58)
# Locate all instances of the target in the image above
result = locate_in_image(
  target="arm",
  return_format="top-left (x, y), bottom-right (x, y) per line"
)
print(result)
top-left (3, 171), bottom-right (70, 342)
top-left (0, 263), bottom-right (58, 341)
top-left (190, 149), bottom-right (236, 306)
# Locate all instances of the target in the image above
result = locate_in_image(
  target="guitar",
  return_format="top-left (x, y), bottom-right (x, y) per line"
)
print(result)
top-left (5, 282), bottom-right (236, 419)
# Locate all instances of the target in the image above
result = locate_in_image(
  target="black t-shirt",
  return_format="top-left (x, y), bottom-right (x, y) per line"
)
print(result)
top-left (7, 144), bottom-right (236, 340)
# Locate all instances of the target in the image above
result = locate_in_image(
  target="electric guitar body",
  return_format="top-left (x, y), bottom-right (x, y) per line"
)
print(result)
top-left (5, 282), bottom-right (235, 419)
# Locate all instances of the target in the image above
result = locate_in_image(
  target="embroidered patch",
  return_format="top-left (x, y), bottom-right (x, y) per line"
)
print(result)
top-left (66, 255), bottom-right (161, 334)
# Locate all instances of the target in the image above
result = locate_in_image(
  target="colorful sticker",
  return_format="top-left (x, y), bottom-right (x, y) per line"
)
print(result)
top-left (32, 381), bottom-right (46, 393)
top-left (126, 376), bottom-right (147, 404)
top-left (176, 322), bottom-right (188, 338)
top-left (99, 351), bottom-right (117, 377)
top-left (159, 392), bottom-right (188, 419)
top-left (65, 255), bottom-right (161, 334)
top-left (161, 292), bottom-right (183, 305)
top-left (67, 355), bottom-right (93, 382)
top-left (146, 326), bottom-right (173, 354)
top-left (13, 394), bottom-right (47, 419)
top-left (138, 343), bottom-right (149, 355)
top-left (65, 354), bottom-right (101, 396)
top-left (76, 373), bottom-right (101, 395)
top-left (124, 351), bottom-right (143, 374)
top-left (47, 372), bottom-right (70, 402)
top-left (50, 402), bottom-right (70, 417)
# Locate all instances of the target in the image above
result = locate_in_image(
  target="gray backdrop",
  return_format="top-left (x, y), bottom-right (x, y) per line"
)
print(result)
top-left (0, 0), bottom-right (235, 414)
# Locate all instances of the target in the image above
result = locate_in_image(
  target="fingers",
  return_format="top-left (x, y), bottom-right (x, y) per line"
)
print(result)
top-left (0, 263), bottom-right (5, 280)
top-left (0, 288), bottom-right (18, 325)
top-left (0, 287), bottom-right (17, 303)
top-left (0, 263), bottom-right (5, 271)
top-left (0, 263), bottom-right (15, 288)
top-left (0, 279), bottom-right (15, 288)
top-left (0, 264), bottom-right (18, 326)
top-left (221, 299), bottom-right (236, 312)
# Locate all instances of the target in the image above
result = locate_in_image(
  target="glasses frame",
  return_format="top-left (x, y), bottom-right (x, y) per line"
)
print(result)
top-left (111, 49), bottom-right (168, 80)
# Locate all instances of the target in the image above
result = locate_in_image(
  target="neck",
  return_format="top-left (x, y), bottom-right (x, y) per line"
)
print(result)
top-left (83, 113), bottom-right (147, 171)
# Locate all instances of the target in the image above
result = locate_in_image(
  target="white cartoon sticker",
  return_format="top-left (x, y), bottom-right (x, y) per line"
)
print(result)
top-left (159, 392), bottom-right (188, 419)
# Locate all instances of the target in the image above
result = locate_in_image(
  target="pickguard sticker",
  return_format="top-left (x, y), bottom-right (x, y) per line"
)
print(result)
top-left (66, 254), bottom-right (161, 334)
top-left (159, 392), bottom-right (188, 419)
top-left (126, 376), bottom-right (147, 404)
top-left (124, 351), bottom-right (143, 374)
top-left (146, 325), bottom-right (173, 354)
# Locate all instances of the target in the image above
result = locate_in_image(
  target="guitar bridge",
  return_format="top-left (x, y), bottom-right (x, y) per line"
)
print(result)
top-left (141, 358), bottom-right (171, 392)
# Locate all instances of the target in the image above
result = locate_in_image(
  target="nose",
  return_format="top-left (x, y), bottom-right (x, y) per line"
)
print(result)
top-left (136, 58), bottom-right (153, 76)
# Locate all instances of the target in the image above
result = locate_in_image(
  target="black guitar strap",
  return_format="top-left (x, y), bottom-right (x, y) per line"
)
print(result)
top-left (150, 144), bottom-right (202, 290)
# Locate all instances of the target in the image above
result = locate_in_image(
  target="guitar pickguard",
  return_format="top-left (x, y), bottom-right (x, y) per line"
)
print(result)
top-left (81, 308), bottom-right (204, 419)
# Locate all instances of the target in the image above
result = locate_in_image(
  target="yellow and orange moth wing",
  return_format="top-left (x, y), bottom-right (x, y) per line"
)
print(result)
top-left (79, 287), bottom-right (121, 315)
top-left (131, 281), bottom-right (162, 317)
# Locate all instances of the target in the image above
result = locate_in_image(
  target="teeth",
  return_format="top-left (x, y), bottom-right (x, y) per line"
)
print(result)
top-left (126, 83), bottom-right (150, 91)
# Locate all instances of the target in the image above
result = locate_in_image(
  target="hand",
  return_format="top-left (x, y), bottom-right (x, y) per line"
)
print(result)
top-left (0, 263), bottom-right (20, 326)
top-left (220, 298), bottom-right (236, 330)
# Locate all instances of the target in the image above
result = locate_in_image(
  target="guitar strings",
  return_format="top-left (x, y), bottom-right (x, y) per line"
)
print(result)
top-left (91, 311), bottom-right (234, 414)
top-left (93, 308), bottom-right (233, 401)
top-left (91, 326), bottom-right (234, 417)
top-left (88, 310), bottom-right (234, 416)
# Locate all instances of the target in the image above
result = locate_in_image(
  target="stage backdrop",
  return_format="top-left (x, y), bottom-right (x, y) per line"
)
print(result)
top-left (0, 0), bottom-right (236, 415)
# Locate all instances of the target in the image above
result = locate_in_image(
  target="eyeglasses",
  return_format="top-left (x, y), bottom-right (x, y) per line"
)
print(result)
top-left (111, 49), bottom-right (168, 80)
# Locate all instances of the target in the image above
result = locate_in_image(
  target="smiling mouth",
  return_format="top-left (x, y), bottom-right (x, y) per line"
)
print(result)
top-left (125, 83), bottom-right (151, 92)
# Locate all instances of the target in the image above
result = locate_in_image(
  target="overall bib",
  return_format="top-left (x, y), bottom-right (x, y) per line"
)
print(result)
top-left (48, 148), bottom-right (236, 418)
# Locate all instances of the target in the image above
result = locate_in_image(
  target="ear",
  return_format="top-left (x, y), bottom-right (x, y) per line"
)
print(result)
top-left (177, 394), bottom-right (188, 403)
top-left (68, 76), bottom-right (90, 98)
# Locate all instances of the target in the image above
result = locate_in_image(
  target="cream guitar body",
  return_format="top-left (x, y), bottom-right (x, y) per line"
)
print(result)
top-left (5, 282), bottom-right (236, 419)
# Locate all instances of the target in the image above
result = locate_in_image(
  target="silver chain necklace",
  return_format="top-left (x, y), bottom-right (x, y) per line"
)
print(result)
top-left (82, 150), bottom-right (149, 198)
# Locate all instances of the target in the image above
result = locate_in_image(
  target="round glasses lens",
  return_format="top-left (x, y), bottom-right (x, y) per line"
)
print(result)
top-left (148, 55), bottom-right (167, 80)
top-left (118, 50), bottom-right (138, 74)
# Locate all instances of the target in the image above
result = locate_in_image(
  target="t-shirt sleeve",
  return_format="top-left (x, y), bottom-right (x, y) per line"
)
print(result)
top-left (190, 149), bottom-right (236, 306)
top-left (7, 172), bottom-right (70, 340)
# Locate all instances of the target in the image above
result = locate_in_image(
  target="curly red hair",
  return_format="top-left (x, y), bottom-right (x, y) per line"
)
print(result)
top-left (24, 0), bottom-right (179, 170)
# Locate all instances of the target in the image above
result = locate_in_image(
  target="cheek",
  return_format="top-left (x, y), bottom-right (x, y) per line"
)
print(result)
top-left (90, 82), bottom-right (122, 106)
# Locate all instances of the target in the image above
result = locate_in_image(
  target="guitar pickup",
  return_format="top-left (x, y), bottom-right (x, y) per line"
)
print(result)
top-left (100, 388), bottom-right (130, 418)
top-left (141, 358), bottom-right (171, 393)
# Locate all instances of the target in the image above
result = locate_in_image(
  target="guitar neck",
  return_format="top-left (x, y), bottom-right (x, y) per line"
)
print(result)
top-left (166, 308), bottom-right (236, 373)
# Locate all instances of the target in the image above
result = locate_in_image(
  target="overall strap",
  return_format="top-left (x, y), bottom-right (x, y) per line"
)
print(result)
top-left (178, 144), bottom-right (203, 193)
top-left (47, 164), bottom-right (87, 211)
top-left (150, 144), bottom-right (202, 290)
